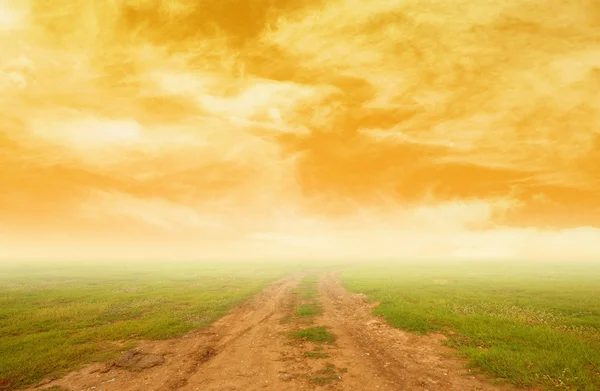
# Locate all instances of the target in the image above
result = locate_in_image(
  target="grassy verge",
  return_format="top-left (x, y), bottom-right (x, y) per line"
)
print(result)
top-left (0, 260), bottom-right (301, 390)
top-left (341, 260), bottom-right (600, 391)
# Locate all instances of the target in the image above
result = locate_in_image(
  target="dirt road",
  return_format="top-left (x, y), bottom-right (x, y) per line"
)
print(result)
top-left (30, 274), bottom-right (522, 391)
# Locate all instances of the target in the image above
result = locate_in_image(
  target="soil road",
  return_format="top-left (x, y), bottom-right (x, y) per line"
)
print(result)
top-left (29, 274), bottom-right (526, 391)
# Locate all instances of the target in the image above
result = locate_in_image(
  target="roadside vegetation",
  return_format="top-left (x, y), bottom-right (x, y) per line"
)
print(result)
top-left (294, 275), bottom-right (322, 318)
top-left (0, 260), bottom-right (301, 390)
top-left (289, 275), bottom-right (333, 348)
top-left (288, 274), bottom-right (340, 384)
top-left (309, 362), bottom-right (347, 385)
top-left (289, 326), bottom-right (336, 344)
top-left (303, 351), bottom-right (329, 359)
top-left (341, 260), bottom-right (600, 391)
top-left (296, 275), bottom-right (318, 300)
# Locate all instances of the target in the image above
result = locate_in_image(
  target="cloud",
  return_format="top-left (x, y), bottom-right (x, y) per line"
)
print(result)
top-left (1, 0), bottom-right (599, 260)
top-left (0, 0), bottom-right (25, 31)
top-left (28, 113), bottom-right (143, 149)
top-left (79, 190), bottom-right (228, 232)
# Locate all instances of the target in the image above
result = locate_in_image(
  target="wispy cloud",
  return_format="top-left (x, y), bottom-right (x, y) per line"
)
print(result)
top-left (1, 0), bottom-right (599, 260)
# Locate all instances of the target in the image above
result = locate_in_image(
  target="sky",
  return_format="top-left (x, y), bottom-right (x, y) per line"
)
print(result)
top-left (1, 0), bottom-right (599, 261)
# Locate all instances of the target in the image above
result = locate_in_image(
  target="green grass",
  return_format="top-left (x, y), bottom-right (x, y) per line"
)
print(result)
top-left (0, 260), bottom-right (302, 390)
top-left (296, 275), bottom-right (318, 300)
top-left (293, 275), bottom-right (322, 318)
top-left (303, 351), bottom-right (329, 359)
top-left (309, 362), bottom-right (346, 385)
top-left (289, 326), bottom-right (336, 344)
top-left (295, 303), bottom-right (322, 317)
top-left (341, 260), bottom-right (600, 391)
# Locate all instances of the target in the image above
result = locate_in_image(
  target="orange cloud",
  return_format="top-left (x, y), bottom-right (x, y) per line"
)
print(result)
top-left (1, 0), bottom-right (599, 260)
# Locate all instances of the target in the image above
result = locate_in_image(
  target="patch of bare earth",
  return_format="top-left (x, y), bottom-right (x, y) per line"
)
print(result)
top-left (28, 274), bottom-right (531, 391)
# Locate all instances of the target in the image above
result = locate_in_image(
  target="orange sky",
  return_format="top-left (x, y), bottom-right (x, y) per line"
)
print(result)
top-left (1, 0), bottom-right (599, 260)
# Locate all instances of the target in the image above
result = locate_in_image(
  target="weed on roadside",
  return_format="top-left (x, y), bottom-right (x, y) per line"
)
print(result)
top-left (304, 351), bottom-right (329, 359)
top-left (290, 326), bottom-right (336, 344)
top-left (296, 275), bottom-right (318, 300)
top-left (309, 363), bottom-right (346, 385)
top-left (296, 303), bottom-right (322, 317)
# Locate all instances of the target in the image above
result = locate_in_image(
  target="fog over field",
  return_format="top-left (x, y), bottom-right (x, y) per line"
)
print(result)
top-left (1, 0), bottom-right (600, 261)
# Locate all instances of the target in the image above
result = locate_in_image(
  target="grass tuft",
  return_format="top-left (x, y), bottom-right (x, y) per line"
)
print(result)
top-left (296, 275), bottom-right (318, 300)
top-left (309, 363), bottom-right (345, 385)
top-left (303, 351), bottom-right (329, 359)
top-left (296, 303), bottom-right (322, 317)
top-left (290, 326), bottom-right (336, 344)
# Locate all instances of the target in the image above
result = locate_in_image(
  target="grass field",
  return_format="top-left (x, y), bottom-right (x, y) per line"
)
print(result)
top-left (341, 261), bottom-right (600, 391)
top-left (3, 260), bottom-right (599, 391)
top-left (0, 260), bottom-right (301, 390)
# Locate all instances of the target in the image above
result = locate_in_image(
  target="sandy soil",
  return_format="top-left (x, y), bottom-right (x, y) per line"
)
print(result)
top-left (29, 274), bottom-right (528, 391)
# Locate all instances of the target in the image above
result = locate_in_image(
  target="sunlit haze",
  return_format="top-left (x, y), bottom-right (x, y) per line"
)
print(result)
top-left (1, 0), bottom-right (599, 260)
